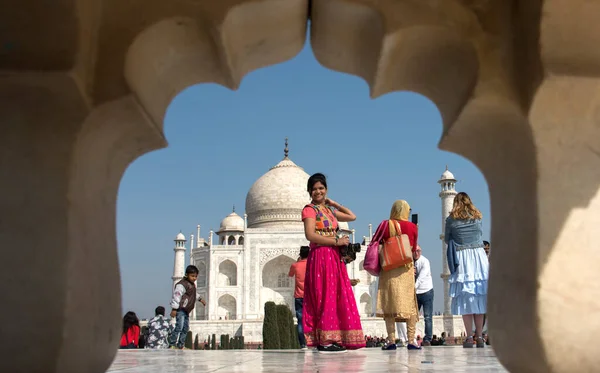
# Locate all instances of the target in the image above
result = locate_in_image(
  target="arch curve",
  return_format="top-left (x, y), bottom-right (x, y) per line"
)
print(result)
top-left (197, 261), bottom-right (207, 287)
top-left (125, 0), bottom-right (309, 127)
top-left (359, 293), bottom-right (372, 317)
top-left (218, 259), bottom-right (238, 286)
top-left (262, 255), bottom-right (295, 288)
top-left (371, 26), bottom-right (478, 127)
top-left (217, 294), bottom-right (237, 320)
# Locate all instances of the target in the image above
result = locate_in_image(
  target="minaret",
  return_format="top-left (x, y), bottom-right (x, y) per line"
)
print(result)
top-left (189, 233), bottom-right (196, 321)
top-left (172, 232), bottom-right (187, 289)
top-left (190, 234), bottom-right (194, 256)
top-left (189, 234), bottom-right (194, 265)
top-left (196, 225), bottom-right (201, 248)
top-left (438, 166), bottom-right (457, 317)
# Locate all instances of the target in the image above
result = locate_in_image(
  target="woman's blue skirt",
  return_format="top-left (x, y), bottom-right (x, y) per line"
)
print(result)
top-left (449, 247), bottom-right (489, 315)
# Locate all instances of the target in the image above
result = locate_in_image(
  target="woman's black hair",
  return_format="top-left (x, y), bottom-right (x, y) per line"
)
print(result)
top-left (307, 173), bottom-right (327, 193)
top-left (122, 311), bottom-right (140, 335)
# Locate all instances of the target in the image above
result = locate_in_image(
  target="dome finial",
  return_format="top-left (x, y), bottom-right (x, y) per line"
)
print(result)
top-left (284, 137), bottom-right (289, 158)
top-left (445, 164), bottom-right (448, 171)
top-left (232, 204), bottom-right (235, 213)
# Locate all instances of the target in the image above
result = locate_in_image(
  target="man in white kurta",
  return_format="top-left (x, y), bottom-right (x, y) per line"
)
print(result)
top-left (414, 246), bottom-right (434, 346)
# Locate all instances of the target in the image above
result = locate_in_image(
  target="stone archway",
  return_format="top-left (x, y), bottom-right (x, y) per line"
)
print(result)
top-left (196, 291), bottom-right (207, 320)
top-left (358, 260), bottom-right (371, 285)
top-left (197, 262), bottom-right (207, 288)
top-left (4, 2), bottom-right (600, 373)
top-left (262, 255), bottom-right (295, 311)
top-left (217, 294), bottom-right (237, 320)
top-left (359, 293), bottom-right (372, 317)
top-left (218, 260), bottom-right (237, 286)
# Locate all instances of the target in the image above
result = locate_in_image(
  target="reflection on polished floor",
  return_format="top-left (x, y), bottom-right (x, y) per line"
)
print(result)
top-left (108, 347), bottom-right (508, 372)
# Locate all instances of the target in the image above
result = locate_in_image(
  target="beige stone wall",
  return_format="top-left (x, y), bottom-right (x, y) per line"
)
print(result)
top-left (2, 1), bottom-right (599, 372)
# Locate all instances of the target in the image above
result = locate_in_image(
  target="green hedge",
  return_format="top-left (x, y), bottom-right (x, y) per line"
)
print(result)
top-left (184, 331), bottom-right (193, 349)
top-left (276, 304), bottom-right (291, 349)
top-left (263, 302), bottom-right (280, 349)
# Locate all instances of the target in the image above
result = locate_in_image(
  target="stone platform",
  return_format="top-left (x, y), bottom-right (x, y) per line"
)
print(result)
top-left (107, 346), bottom-right (507, 372)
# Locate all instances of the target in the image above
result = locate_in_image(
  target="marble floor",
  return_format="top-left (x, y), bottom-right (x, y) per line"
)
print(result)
top-left (108, 346), bottom-right (508, 372)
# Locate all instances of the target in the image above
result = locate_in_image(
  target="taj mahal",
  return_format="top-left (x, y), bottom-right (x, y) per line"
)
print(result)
top-left (168, 142), bottom-right (467, 343)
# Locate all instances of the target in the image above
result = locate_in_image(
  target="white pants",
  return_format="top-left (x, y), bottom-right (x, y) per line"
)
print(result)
top-left (395, 322), bottom-right (408, 343)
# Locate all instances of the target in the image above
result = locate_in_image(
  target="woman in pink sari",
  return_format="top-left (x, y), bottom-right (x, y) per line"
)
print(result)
top-left (302, 173), bottom-right (365, 354)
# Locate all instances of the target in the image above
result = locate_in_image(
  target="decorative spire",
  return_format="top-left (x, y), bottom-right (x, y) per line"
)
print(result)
top-left (445, 165), bottom-right (448, 171)
top-left (232, 204), bottom-right (236, 213)
top-left (284, 137), bottom-right (289, 158)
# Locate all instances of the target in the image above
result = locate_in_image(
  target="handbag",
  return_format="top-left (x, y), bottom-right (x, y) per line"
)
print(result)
top-left (380, 220), bottom-right (413, 271)
top-left (363, 225), bottom-right (383, 276)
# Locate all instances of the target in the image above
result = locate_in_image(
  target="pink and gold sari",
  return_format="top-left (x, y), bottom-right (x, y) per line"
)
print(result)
top-left (302, 204), bottom-right (365, 349)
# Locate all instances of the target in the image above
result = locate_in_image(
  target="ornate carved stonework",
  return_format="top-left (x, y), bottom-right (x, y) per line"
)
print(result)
top-left (246, 227), bottom-right (305, 233)
top-left (248, 208), bottom-right (303, 227)
top-left (249, 252), bottom-right (256, 310)
top-left (259, 247), bottom-right (299, 266)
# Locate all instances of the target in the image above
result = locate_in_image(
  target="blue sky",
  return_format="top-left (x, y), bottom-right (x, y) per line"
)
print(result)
top-left (117, 40), bottom-right (490, 319)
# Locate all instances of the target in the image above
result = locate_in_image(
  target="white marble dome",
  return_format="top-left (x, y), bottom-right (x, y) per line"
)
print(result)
top-left (219, 211), bottom-right (244, 232)
top-left (245, 156), bottom-right (310, 228)
top-left (439, 168), bottom-right (456, 181)
top-left (175, 232), bottom-right (186, 241)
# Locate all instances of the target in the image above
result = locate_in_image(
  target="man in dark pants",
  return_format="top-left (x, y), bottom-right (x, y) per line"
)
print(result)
top-left (414, 246), bottom-right (434, 346)
top-left (289, 246), bottom-right (309, 349)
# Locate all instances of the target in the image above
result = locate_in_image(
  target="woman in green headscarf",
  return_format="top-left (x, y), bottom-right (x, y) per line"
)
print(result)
top-left (373, 200), bottom-right (420, 350)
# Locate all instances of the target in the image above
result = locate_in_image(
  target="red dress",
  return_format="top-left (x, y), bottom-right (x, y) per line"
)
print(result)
top-left (119, 325), bottom-right (140, 348)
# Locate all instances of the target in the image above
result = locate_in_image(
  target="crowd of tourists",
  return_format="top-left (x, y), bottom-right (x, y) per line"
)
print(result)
top-left (119, 265), bottom-right (205, 349)
top-left (119, 171), bottom-right (490, 353)
top-left (289, 172), bottom-right (490, 354)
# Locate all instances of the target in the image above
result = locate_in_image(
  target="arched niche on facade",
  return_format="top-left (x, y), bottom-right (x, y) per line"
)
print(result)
top-left (228, 235), bottom-right (235, 245)
top-left (196, 292), bottom-right (206, 320)
top-left (262, 255), bottom-right (295, 312)
top-left (238, 236), bottom-right (244, 245)
top-left (262, 255), bottom-right (295, 289)
top-left (197, 262), bottom-right (207, 288)
top-left (218, 260), bottom-right (237, 286)
top-left (358, 260), bottom-right (371, 285)
top-left (359, 293), bottom-right (372, 317)
top-left (217, 294), bottom-right (236, 320)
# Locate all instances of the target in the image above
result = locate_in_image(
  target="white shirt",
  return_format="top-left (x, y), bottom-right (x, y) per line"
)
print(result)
top-left (414, 255), bottom-right (433, 294)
